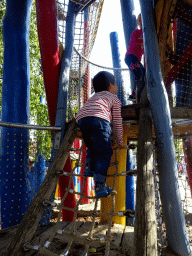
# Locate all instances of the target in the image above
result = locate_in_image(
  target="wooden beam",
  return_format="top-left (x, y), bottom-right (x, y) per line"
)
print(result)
top-left (171, 107), bottom-right (192, 119)
top-left (121, 105), bottom-right (192, 121)
top-left (134, 89), bottom-right (157, 255)
top-left (3, 119), bottom-right (78, 256)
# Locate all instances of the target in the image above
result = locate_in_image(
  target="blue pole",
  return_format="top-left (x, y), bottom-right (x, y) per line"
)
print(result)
top-left (55, 1), bottom-right (77, 137)
top-left (120, 0), bottom-right (136, 49)
top-left (139, 0), bottom-right (191, 254)
top-left (110, 32), bottom-right (126, 106)
top-left (126, 150), bottom-right (135, 226)
top-left (120, 0), bottom-right (136, 94)
top-left (1, 0), bottom-right (32, 228)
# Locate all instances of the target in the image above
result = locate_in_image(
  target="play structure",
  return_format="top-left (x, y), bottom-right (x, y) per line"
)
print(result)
top-left (1, 0), bottom-right (192, 255)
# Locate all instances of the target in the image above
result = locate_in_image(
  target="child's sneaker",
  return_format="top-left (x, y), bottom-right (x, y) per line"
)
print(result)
top-left (84, 165), bottom-right (94, 176)
top-left (84, 170), bottom-right (94, 177)
top-left (95, 183), bottom-right (112, 198)
top-left (128, 93), bottom-right (136, 102)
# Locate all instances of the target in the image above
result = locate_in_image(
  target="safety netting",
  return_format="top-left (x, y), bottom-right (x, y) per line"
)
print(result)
top-left (156, 0), bottom-right (192, 108)
top-left (2, 1), bottom-right (192, 255)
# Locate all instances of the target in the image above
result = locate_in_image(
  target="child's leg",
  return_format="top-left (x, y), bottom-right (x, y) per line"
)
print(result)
top-left (90, 119), bottom-right (113, 198)
top-left (84, 149), bottom-right (94, 176)
top-left (78, 118), bottom-right (94, 176)
top-left (91, 120), bottom-right (113, 184)
top-left (78, 117), bottom-right (113, 198)
top-left (125, 54), bottom-right (145, 99)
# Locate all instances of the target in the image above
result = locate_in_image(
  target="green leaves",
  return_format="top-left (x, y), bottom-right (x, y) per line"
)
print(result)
top-left (28, 3), bottom-right (52, 161)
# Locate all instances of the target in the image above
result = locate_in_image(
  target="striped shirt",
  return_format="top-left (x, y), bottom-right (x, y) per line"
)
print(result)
top-left (75, 91), bottom-right (123, 145)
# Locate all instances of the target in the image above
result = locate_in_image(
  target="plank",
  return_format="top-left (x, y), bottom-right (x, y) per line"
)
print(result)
top-left (55, 220), bottom-right (84, 243)
top-left (26, 221), bottom-right (71, 255)
top-left (121, 105), bottom-right (192, 121)
top-left (134, 87), bottom-right (157, 255)
top-left (3, 119), bottom-right (78, 256)
top-left (41, 221), bottom-right (84, 255)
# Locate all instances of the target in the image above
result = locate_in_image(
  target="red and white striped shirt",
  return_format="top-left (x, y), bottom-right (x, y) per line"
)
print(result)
top-left (75, 91), bottom-right (123, 145)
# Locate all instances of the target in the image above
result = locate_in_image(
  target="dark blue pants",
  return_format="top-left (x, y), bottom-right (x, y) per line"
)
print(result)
top-left (78, 117), bottom-right (113, 183)
top-left (125, 54), bottom-right (145, 97)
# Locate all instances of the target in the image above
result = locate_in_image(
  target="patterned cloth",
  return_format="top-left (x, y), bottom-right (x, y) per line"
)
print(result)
top-left (75, 91), bottom-right (123, 145)
top-left (125, 29), bottom-right (144, 62)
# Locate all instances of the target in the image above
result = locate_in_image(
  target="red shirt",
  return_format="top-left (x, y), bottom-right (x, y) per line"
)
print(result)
top-left (75, 91), bottom-right (123, 145)
top-left (126, 29), bottom-right (144, 62)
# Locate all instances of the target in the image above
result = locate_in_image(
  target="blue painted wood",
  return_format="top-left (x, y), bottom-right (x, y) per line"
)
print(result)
top-left (110, 32), bottom-right (126, 105)
top-left (120, 0), bottom-right (136, 226)
top-left (126, 150), bottom-right (135, 226)
top-left (139, 0), bottom-right (191, 254)
top-left (1, 0), bottom-right (32, 229)
top-left (120, 0), bottom-right (136, 94)
top-left (55, 1), bottom-right (77, 137)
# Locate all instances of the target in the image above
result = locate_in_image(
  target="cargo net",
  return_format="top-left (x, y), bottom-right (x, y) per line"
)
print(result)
top-left (157, 0), bottom-right (192, 108)
top-left (67, 48), bottom-right (130, 121)
top-left (154, 135), bottom-right (192, 254)
top-left (21, 141), bottom-right (137, 256)
top-left (56, 0), bottom-right (104, 61)
top-left (7, 136), bottom-right (191, 256)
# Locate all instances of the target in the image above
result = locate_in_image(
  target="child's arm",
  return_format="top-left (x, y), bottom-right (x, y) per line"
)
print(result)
top-left (111, 101), bottom-right (123, 146)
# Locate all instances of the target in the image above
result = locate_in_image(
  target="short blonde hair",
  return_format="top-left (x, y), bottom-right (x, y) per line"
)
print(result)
top-left (137, 13), bottom-right (142, 27)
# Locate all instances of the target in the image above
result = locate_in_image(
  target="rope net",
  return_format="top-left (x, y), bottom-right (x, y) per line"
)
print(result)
top-left (67, 49), bottom-right (130, 121)
top-left (22, 142), bottom-right (136, 256)
top-left (2, 0), bottom-right (192, 255)
top-left (57, 0), bottom-right (104, 61)
top-left (157, 0), bottom-right (192, 109)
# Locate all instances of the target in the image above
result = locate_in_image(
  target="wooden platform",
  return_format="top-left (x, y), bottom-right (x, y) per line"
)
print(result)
top-left (1, 220), bottom-right (190, 256)
top-left (0, 221), bottom-right (134, 256)
top-left (121, 105), bottom-right (192, 139)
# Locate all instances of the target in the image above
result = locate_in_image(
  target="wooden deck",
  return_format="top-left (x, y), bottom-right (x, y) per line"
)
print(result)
top-left (121, 105), bottom-right (192, 139)
top-left (0, 221), bottom-right (134, 256)
top-left (1, 219), bottom-right (191, 256)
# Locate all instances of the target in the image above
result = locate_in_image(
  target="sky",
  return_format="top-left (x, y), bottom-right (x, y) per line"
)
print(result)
top-left (90, 0), bottom-right (141, 69)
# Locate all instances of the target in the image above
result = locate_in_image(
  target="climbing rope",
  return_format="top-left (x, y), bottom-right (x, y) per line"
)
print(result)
top-left (23, 141), bottom-right (135, 256)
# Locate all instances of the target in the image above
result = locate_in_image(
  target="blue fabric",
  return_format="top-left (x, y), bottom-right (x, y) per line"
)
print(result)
top-left (78, 117), bottom-right (113, 183)
top-left (125, 54), bottom-right (145, 96)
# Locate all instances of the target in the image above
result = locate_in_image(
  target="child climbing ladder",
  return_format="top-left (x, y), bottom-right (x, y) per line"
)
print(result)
top-left (75, 71), bottom-right (123, 198)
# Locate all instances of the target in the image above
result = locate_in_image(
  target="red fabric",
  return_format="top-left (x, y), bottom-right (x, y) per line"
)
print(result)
top-left (183, 139), bottom-right (192, 197)
top-left (59, 156), bottom-right (76, 221)
top-left (74, 139), bottom-right (80, 154)
top-left (80, 144), bottom-right (90, 204)
top-left (126, 29), bottom-right (144, 62)
top-left (35, 0), bottom-right (60, 127)
top-left (164, 41), bottom-right (192, 88)
top-left (35, 0), bottom-right (76, 220)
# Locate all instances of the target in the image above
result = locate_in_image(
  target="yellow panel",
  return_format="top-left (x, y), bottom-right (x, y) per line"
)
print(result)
top-left (100, 125), bottom-right (129, 225)
top-left (55, 183), bottom-right (59, 198)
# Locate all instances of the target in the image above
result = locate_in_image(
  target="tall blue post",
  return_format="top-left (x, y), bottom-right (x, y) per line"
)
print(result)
top-left (119, 0), bottom-right (137, 226)
top-left (139, 0), bottom-right (191, 254)
top-left (1, 0), bottom-right (32, 228)
top-left (120, 0), bottom-right (137, 94)
top-left (110, 32), bottom-right (126, 106)
top-left (126, 150), bottom-right (135, 226)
